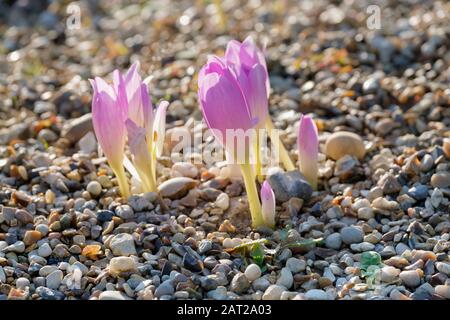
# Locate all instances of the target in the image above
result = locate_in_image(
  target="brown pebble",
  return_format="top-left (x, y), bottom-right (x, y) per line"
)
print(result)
top-left (14, 210), bottom-right (34, 225)
top-left (23, 230), bottom-right (42, 246)
top-left (218, 220), bottom-right (236, 233)
top-left (82, 244), bottom-right (102, 260)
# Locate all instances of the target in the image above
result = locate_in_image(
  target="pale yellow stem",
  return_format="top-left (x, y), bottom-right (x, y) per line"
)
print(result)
top-left (112, 164), bottom-right (130, 199)
top-left (265, 117), bottom-right (295, 171)
top-left (240, 163), bottom-right (264, 229)
top-left (253, 134), bottom-right (263, 183)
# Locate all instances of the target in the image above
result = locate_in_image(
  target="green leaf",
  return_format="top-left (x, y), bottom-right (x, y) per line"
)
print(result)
top-left (281, 238), bottom-right (323, 254)
top-left (250, 243), bottom-right (265, 268)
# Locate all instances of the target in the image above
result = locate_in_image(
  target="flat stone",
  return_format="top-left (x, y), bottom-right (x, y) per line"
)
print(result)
top-left (99, 290), bottom-right (131, 300)
top-left (305, 289), bottom-right (331, 300)
top-left (46, 270), bottom-right (63, 290)
top-left (158, 177), bottom-right (198, 199)
top-left (268, 170), bottom-right (313, 203)
top-left (286, 257), bottom-right (306, 273)
top-left (61, 113), bottom-right (93, 143)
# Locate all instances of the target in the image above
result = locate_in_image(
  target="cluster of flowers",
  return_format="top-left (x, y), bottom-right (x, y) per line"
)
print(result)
top-left (91, 37), bottom-right (318, 229)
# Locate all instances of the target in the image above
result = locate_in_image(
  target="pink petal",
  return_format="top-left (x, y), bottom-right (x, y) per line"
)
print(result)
top-left (298, 114), bottom-right (319, 157)
top-left (225, 39), bottom-right (242, 66)
top-left (246, 64), bottom-right (268, 128)
top-left (261, 180), bottom-right (276, 227)
top-left (91, 85), bottom-right (125, 166)
top-left (153, 100), bottom-right (168, 157)
top-left (199, 72), bottom-right (253, 148)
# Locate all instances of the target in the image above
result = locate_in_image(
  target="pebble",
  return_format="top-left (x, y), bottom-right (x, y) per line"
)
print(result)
top-left (305, 289), bottom-right (331, 300)
top-left (46, 270), bottom-right (63, 289)
top-left (38, 243), bottom-right (52, 257)
top-left (36, 286), bottom-right (65, 300)
top-left (435, 284), bottom-right (450, 299)
top-left (158, 177), bottom-right (198, 199)
top-left (0, 267), bottom-right (5, 283)
top-left (215, 193), bottom-right (230, 210)
top-left (276, 267), bottom-right (293, 289)
top-left (286, 257), bottom-right (306, 273)
top-left (253, 277), bottom-right (271, 291)
top-left (127, 195), bottom-right (153, 212)
top-left (86, 181), bottom-right (102, 197)
top-left (358, 207), bottom-right (374, 220)
top-left (155, 281), bottom-right (175, 298)
top-left (172, 162), bottom-right (198, 178)
top-left (230, 272), bottom-right (251, 293)
top-left (23, 230), bottom-right (42, 245)
top-left (407, 185), bottom-right (428, 200)
top-left (61, 113), bottom-right (93, 143)
top-left (99, 291), bottom-right (130, 300)
top-left (262, 285), bottom-right (286, 300)
top-left (268, 170), bottom-right (313, 203)
top-left (431, 172), bottom-right (450, 188)
top-left (244, 264), bottom-right (262, 282)
top-left (16, 277), bottom-right (30, 289)
top-left (109, 233), bottom-right (137, 256)
top-left (435, 262), bottom-right (450, 276)
top-left (325, 233), bottom-right (342, 250)
top-left (109, 257), bottom-right (137, 276)
top-left (400, 270), bottom-right (422, 288)
top-left (115, 204), bottom-right (134, 219)
top-left (324, 131), bottom-right (365, 160)
top-left (340, 227), bottom-right (364, 245)
top-left (380, 266), bottom-right (401, 283)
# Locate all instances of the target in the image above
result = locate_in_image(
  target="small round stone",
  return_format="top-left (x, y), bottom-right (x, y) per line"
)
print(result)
top-left (38, 243), bottom-right (52, 257)
top-left (286, 257), bottom-right (306, 273)
top-left (109, 257), bottom-right (137, 276)
top-left (16, 277), bottom-right (30, 289)
top-left (324, 131), bottom-right (365, 160)
top-left (325, 233), bottom-right (342, 249)
top-left (86, 181), bottom-right (102, 197)
top-left (262, 285), bottom-right (285, 300)
top-left (340, 226), bottom-right (364, 245)
top-left (244, 264), bottom-right (262, 282)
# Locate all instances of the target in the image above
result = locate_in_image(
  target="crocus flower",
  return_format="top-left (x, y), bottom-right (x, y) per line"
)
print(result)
top-left (224, 36), bottom-right (269, 129)
top-left (198, 55), bottom-right (257, 153)
top-left (224, 36), bottom-right (295, 172)
top-left (116, 62), bottom-right (168, 192)
top-left (198, 55), bottom-right (264, 228)
top-left (90, 74), bottom-right (130, 198)
top-left (261, 181), bottom-right (276, 228)
top-left (90, 62), bottom-right (168, 196)
top-left (297, 114), bottom-right (319, 190)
